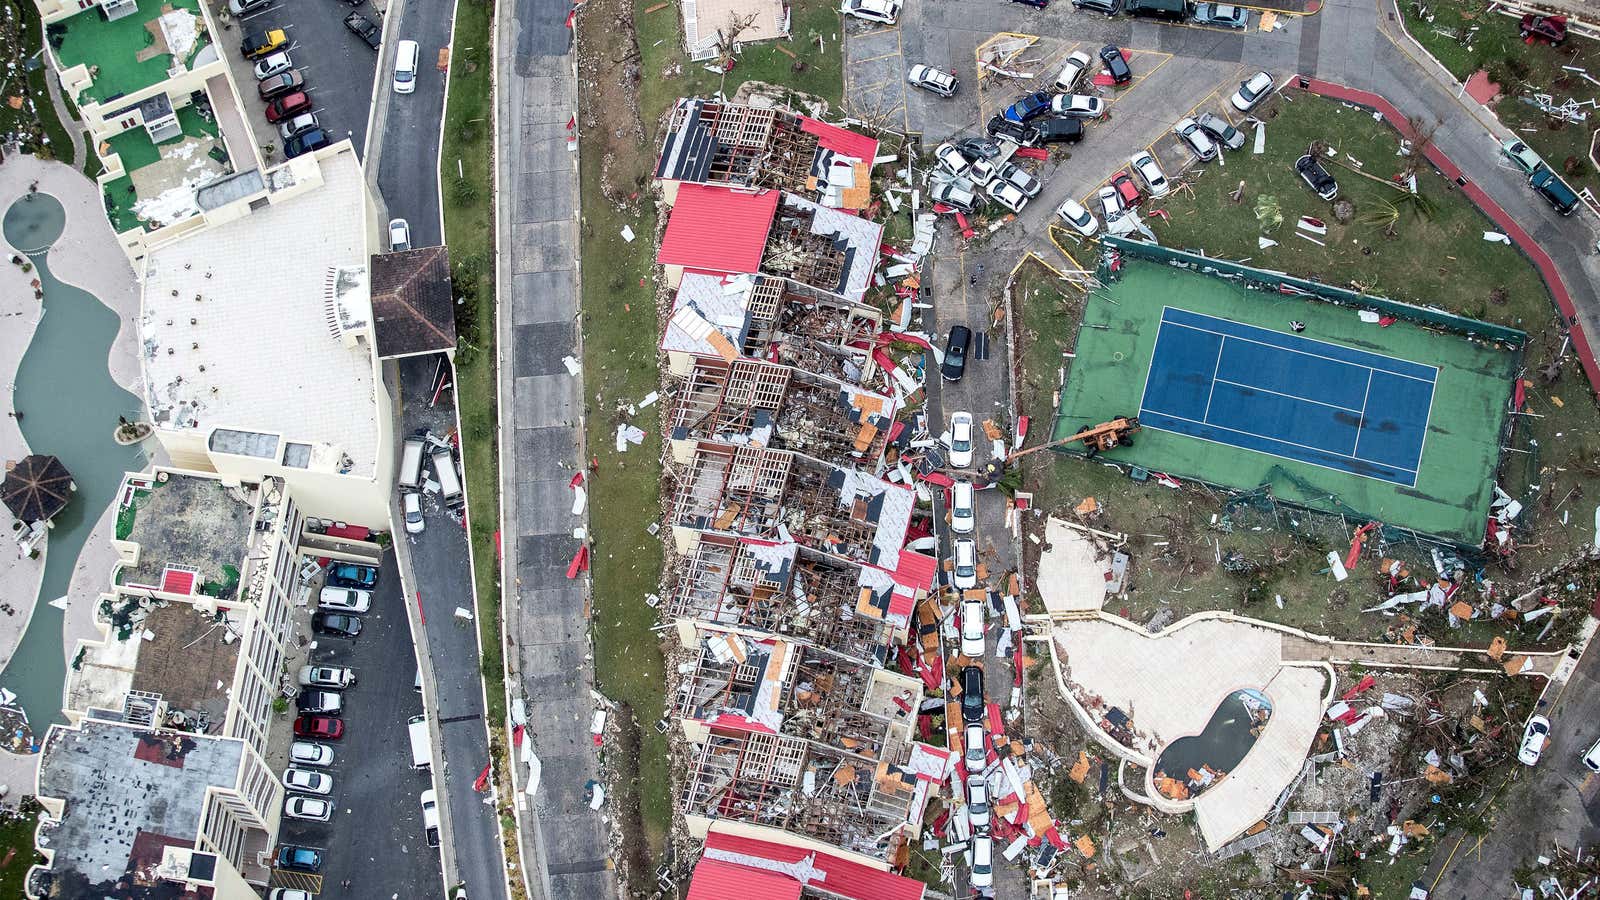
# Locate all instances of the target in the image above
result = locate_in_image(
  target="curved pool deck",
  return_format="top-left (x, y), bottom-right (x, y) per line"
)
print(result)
top-left (0, 156), bottom-right (152, 774)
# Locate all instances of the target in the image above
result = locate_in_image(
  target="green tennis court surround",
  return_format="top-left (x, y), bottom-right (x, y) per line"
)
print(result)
top-left (1052, 250), bottom-right (1521, 544)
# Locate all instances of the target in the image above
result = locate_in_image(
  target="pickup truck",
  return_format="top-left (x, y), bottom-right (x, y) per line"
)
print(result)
top-left (343, 12), bottom-right (381, 50)
top-left (420, 789), bottom-right (441, 847)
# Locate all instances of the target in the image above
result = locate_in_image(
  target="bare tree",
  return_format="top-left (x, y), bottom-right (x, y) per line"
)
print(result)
top-left (716, 11), bottom-right (761, 94)
top-left (1401, 115), bottom-right (1440, 179)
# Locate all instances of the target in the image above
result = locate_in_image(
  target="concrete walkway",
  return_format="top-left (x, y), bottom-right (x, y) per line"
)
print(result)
top-left (1281, 633), bottom-right (1567, 675)
top-left (493, 0), bottom-right (616, 895)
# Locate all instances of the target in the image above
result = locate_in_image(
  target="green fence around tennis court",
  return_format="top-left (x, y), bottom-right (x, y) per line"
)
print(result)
top-left (1101, 235), bottom-right (1528, 347)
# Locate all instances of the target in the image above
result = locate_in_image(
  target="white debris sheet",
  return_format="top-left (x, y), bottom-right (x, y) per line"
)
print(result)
top-left (615, 424), bottom-right (645, 451)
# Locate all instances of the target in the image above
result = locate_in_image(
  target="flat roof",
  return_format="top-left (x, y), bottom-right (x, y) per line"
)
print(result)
top-left (53, 0), bottom-right (214, 105)
top-left (116, 472), bottom-right (256, 596)
top-left (140, 148), bottom-right (380, 477)
top-left (69, 601), bottom-right (245, 726)
top-left (36, 719), bottom-right (243, 895)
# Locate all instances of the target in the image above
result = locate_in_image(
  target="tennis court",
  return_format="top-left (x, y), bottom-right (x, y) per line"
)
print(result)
top-left (1139, 308), bottom-right (1437, 488)
top-left (1052, 256), bottom-right (1521, 542)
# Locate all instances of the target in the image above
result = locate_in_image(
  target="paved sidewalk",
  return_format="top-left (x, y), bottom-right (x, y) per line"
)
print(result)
top-left (494, 0), bottom-right (616, 896)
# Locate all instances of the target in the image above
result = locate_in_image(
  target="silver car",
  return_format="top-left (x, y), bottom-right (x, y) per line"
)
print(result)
top-left (277, 112), bottom-right (319, 142)
top-left (1195, 112), bottom-right (1246, 151)
top-left (994, 161), bottom-right (1041, 198)
top-left (1192, 2), bottom-right (1249, 27)
top-left (1173, 117), bottom-right (1218, 161)
top-left (907, 64), bottom-right (959, 97)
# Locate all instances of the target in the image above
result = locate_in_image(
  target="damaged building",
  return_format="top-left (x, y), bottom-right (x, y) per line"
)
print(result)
top-left (662, 272), bottom-right (883, 388)
top-left (656, 98), bottom-right (880, 212)
top-left (657, 185), bottom-right (884, 303)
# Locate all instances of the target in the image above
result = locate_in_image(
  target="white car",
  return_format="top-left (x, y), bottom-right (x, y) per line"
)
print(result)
top-left (967, 157), bottom-right (996, 188)
top-left (404, 491), bottom-right (425, 533)
top-left (389, 217), bottom-right (412, 252)
top-left (1053, 50), bottom-right (1093, 91)
top-left (907, 64), bottom-right (958, 97)
top-left (1173, 117), bottom-right (1218, 161)
top-left (290, 741), bottom-right (334, 767)
top-left (1097, 185), bottom-right (1125, 222)
top-left (959, 598), bottom-right (986, 657)
top-left (970, 829), bottom-right (994, 889)
top-left (930, 181), bottom-right (978, 212)
top-left (1050, 94), bottom-right (1105, 119)
top-left (319, 586), bottom-right (372, 613)
top-left (1129, 151), bottom-right (1171, 198)
top-left (986, 179), bottom-right (1030, 214)
top-left (840, 0), bottom-right (901, 24)
top-left (1519, 715), bottom-right (1551, 766)
top-left (1055, 198), bottom-right (1100, 237)
top-left (298, 665), bottom-right (355, 689)
top-left (252, 52), bottom-right (292, 81)
top-left (284, 795), bottom-right (333, 822)
top-left (947, 412), bottom-right (974, 468)
top-left (953, 538), bottom-right (978, 591)
top-left (966, 775), bottom-right (991, 830)
top-left (269, 891), bottom-right (315, 900)
top-left (934, 142), bottom-right (970, 179)
top-left (1584, 737), bottom-right (1600, 773)
top-left (1230, 70), bottom-right (1275, 112)
top-left (964, 722), bottom-right (987, 770)
top-left (994, 161), bottom-right (1041, 198)
top-left (393, 39), bottom-right (419, 95)
top-left (282, 767), bottom-right (333, 795)
top-left (277, 112), bottom-right (319, 142)
top-left (950, 479), bottom-right (974, 534)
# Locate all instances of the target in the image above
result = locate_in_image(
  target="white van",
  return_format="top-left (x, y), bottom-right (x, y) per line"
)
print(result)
top-left (393, 39), bottom-right (419, 94)
top-left (399, 437), bottom-right (426, 491)
top-left (432, 449), bottom-right (463, 507)
top-left (408, 714), bottom-right (432, 770)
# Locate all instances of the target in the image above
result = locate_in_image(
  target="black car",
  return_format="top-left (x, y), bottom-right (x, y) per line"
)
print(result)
top-left (276, 845), bottom-right (323, 872)
top-left (285, 128), bottom-right (332, 158)
top-left (941, 325), bottom-right (972, 382)
top-left (1099, 45), bottom-right (1132, 84)
top-left (985, 115), bottom-right (1040, 147)
top-left (1073, 0), bottom-right (1123, 13)
top-left (312, 611), bottom-right (363, 638)
top-left (960, 665), bottom-right (986, 725)
top-left (1009, 0), bottom-right (1048, 6)
top-left (1033, 117), bottom-right (1084, 145)
top-left (344, 12), bottom-right (382, 49)
top-left (295, 689), bottom-right (342, 713)
top-left (1295, 154), bottom-right (1338, 200)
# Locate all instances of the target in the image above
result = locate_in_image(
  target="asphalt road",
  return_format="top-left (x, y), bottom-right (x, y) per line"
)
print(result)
top-left (397, 353), bottom-right (509, 900)
top-left (370, 0), bottom-right (452, 245)
top-left (277, 550), bottom-right (436, 897)
top-left (228, 0), bottom-right (379, 156)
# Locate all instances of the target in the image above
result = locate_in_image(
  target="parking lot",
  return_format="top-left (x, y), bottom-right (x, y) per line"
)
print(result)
top-left (273, 550), bottom-right (438, 897)
top-left (212, 0), bottom-right (380, 159)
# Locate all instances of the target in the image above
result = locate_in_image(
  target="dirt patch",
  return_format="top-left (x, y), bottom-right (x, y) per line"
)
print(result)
top-left (577, 0), bottom-right (650, 211)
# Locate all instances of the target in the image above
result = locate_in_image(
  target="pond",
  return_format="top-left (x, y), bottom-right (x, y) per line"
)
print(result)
top-left (3, 192), bottom-right (147, 742)
top-left (1153, 688), bottom-right (1273, 801)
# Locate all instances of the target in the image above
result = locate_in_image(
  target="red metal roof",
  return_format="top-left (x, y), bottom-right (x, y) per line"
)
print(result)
top-left (162, 567), bottom-right (197, 595)
top-left (891, 551), bottom-right (938, 594)
top-left (704, 830), bottom-right (926, 900)
top-left (687, 858), bottom-right (801, 900)
top-left (799, 116), bottom-right (881, 163)
top-left (658, 185), bottom-right (780, 274)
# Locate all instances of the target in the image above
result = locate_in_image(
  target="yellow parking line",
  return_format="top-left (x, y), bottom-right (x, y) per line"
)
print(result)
top-left (898, 27), bottom-right (910, 134)
top-left (856, 50), bottom-right (902, 64)
top-left (853, 25), bottom-right (900, 40)
top-left (855, 78), bottom-right (894, 94)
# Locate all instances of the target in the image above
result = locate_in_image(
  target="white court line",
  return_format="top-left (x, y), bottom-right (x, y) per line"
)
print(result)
top-left (1201, 336), bottom-right (1226, 422)
top-left (1350, 369), bottom-right (1375, 458)
top-left (1141, 408), bottom-right (1419, 474)
top-left (1160, 307), bottom-right (1440, 384)
top-left (1211, 377), bottom-right (1365, 415)
top-left (1138, 414), bottom-right (1421, 488)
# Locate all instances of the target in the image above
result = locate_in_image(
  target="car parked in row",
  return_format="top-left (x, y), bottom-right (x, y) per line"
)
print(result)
top-left (1054, 50), bottom-right (1093, 91)
top-left (964, 722), bottom-right (987, 770)
top-left (1100, 45), bottom-right (1132, 85)
top-left (966, 774), bottom-right (992, 830)
top-left (393, 39), bottom-right (419, 94)
top-left (319, 587), bottom-right (372, 613)
top-left (960, 665), bottom-right (986, 724)
top-left (1034, 117), bottom-right (1083, 145)
top-left (1230, 71), bottom-right (1275, 112)
top-left (275, 845), bottom-right (323, 872)
top-left (277, 111), bottom-right (318, 140)
top-left (959, 597), bottom-right (986, 657)
top-left (1195, 111), bottom-right (1245, 150)
top-left (1109, 170), bottom-right (1141, 207)
top-left (291, 741), bottom-right (335, 767)
top-left (345, 12), bottom-right (382, 49)
top-left (950, 480), bottom-right (975, 534)
top-left (327, 563), bottom-right (378, 590)
top-left (1073, 0), bottom-right (1123, 15)
top-left (1055, 198), bottom-right (1101, 237)
top-left (295, 690), bottom-right (343, 715)
top-left (286, 128), bottom-right (331, 158)
top-left (285, 795), bottom-right (333, 822)
top-left (1530, 164), bottom-right (1580, 215)
top-left (300, 665), bottom-right (355, 689)
top-left (1295, 153), bottom-right (1339, 200)
top-left (953, 538), bottom-right (978, 590)
top-left (265, 92), bottom-right (312, 124)
top-left (907, 64), bottom-right (959, 97)
top-left (1191, 2), bottom-right (1248, 27)
top-left (942, 325), bottom-right (971, 382)
top-left (1500, 137), bottom-right (1544, 176)
top-left (283, 767), bottom-right (334, 795)
top-left (258, 70), bottom-right (304, 101)
top-left (312, 611), bottom-right (363, 638)
top-left (948, 411), bottom-right (974, 468)
top-left (1129, 151), bottom-right (1170, 198)
top-left (252, 52), bottom-right (292, 80)
top-left (1051, 93), bottom-right (1105, 119)
top-left (241, 28), bottom-right (286, 59)
top-left (840, 0), bottom-right (901, 23)
top-left (1173, 117), bottom-right (1218, 161)
top-left (1519, 715), bottom-right (1551, 766)
top-left (293, 714), bottom-right (344, 740)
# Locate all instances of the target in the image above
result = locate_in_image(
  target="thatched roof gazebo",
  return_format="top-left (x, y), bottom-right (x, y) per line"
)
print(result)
top-left (2, 454), bottom-right (75, 524)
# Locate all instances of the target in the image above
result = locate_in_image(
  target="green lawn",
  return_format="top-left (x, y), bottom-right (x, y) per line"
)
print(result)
top-left (0, 803), bottom-right (40, 898)
top-left (2, 0), bottom-right (75, 165)
top-left (438, 0), bottom-right (519, 889)
top-left (53, 0), bottom-right (210, 104)
top-left (574, 0), bottom-right (847, 868)
top-left (1399, 0), bottom-right (1599, 197)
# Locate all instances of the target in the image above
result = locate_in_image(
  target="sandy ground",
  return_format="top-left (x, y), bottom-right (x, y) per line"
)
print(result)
top-left (0, 154), bottom-right (156, 802)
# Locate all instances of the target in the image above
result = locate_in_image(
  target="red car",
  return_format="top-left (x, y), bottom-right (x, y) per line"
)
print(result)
top-left (294, 715), bottom-right (344, 740)
top-left (1109, 171), bottom-right (1142, 207)
top-left (266, 92), bottom-right (312, 123)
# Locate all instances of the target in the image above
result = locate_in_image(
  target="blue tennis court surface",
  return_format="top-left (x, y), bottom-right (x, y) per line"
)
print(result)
top-left (1138, 308), bottom-right (1438, 487)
